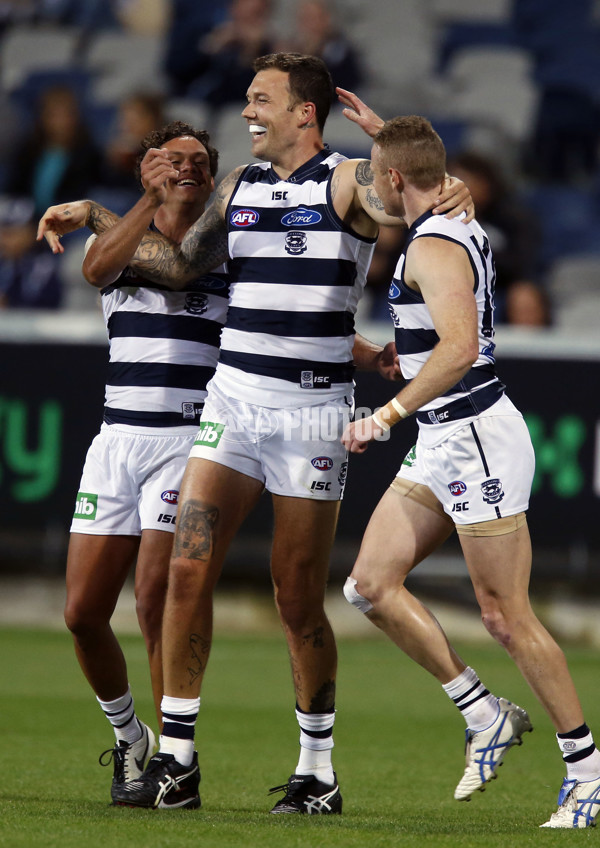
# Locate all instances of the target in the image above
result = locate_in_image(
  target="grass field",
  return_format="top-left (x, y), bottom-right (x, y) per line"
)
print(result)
top-left (1, 625), bottom-right (598, 847)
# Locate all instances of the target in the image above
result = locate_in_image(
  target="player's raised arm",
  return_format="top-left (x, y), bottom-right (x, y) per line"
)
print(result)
top-left (336, 87), bottom-right (474, 223)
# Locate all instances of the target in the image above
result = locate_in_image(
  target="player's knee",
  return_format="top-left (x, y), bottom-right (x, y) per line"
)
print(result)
top-left (64, 598), bottom-right (104, 638)
top-left (343, 576), bottom-right (373, 614)
top-left (480, 609), bottom-right (512, 648)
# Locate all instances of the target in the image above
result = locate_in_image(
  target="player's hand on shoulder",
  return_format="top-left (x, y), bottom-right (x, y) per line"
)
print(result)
top-left (433, 175), bottom-right (474, 222)
top-left (36, 200), bottom-right (91, 254)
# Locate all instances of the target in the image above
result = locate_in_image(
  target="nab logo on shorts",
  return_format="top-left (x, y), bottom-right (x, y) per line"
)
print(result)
top-left (311, 456), bottom-right (333, 471)
top-left (194, 421), bottom-right (225, 448)
top-left (230, 209), bottom-right (259, 227)
top-left (74, 492), bottom-right (98, 520)
top-left (161, 490), bottom-right (179, 505)
top-left (448, 481), bottom-right (467, 496)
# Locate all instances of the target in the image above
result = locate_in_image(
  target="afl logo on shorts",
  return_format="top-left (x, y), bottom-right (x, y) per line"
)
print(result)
top-left (230, 209), bottom-right (259, 227)
top-left (161, 490), bottom-right (179, 505)
top-left (481, 478), bottom-right (504, 504)
top-left (448, 480), bottom-right (467, 496)
top-left (311, 456), bottom-right (333, 471)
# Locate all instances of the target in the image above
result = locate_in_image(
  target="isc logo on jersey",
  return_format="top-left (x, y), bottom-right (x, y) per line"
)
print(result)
top-left (194, 421), bottom-right (225, 448)
top-left (74, 491), bottom-right (98, 520)
top-left (230, 209), bottom-right (259, 227)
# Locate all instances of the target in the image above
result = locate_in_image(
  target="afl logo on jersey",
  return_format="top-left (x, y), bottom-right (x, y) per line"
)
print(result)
top-left (448, 481), bottom-right (467, 496)
top-left (311, 456), bottom-right (334, 471)
top-left (281, 207), bottom-right (322, 227)
top-left (161, 490), bottom-right (179, 504)
top-left (230, 209), bottom-right (259, 227)
top-left (285, 231), bottom-right (308, 254)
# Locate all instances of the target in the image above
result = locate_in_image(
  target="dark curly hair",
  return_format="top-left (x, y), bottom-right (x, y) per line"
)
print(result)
top-left (134, 121), bottom-right (219, 187)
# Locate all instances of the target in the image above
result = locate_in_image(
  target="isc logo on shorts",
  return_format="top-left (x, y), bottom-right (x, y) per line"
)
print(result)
top-left (74, 491), bottom-right (98, 520)
top-left (194, 421), bottom-right (225, 448)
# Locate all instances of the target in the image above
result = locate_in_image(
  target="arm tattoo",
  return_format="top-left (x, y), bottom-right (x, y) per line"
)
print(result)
top-left (87, 202), bottom-right (120, 235)
top-left (355, 160), bottom-right (374, 186)
top-left (181, 167), bottom-right (242, 273)
top-left (188, 633), bottom-right (210, 685)
top-left (173, 499), bottom-right (219, 560)
top-left (364, 188), bottom-right (385, 211)
top-left (181, 202), bottom-right (229, 274)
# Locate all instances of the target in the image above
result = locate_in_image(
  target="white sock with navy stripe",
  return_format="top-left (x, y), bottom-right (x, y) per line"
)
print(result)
top-left (557, 723), bottom-right (600, 781)
top-left (295, 705), bottom-right (335, 785)
top-left (442, 667), bottom-right (499, 731)
top-left (159, 695), bottom-right (200, 766)
top-left (97, 686), bottom-right (142, 744)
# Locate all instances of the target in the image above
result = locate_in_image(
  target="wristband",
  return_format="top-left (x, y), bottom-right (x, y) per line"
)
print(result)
top-left (371, 411), bottom-right (390, 432)
top-left (390, 397), bottom-right (409, 419)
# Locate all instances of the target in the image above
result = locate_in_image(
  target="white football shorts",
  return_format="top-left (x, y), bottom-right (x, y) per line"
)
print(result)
top-left (70, 423), bottom-right (196, 535)
top-left (396, 408), bottom-right (535, 525)
top-left (188, 382), bottom-right (352, 500)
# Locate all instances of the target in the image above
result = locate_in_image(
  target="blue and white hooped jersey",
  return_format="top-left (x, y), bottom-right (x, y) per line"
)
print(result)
top-left (95, 239), bottom-right (229, 429)
top-left (212, 149), bottom-right (376, 408)
top-left (389, 210), bottom-right (503, 428)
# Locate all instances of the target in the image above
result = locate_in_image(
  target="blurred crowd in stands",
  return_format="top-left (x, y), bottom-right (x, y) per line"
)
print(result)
top-left (0, 0), bottom-right (599, 328)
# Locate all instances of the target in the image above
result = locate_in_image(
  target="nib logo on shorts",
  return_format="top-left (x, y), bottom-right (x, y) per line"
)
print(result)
top-left (194, 421), bottom-right (225, 448)
top-left (74, 492), bottom-right (98, 520)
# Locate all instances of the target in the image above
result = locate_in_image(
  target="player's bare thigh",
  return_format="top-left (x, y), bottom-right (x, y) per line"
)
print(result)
top-left (271, 495), bottom-right (340, 588)
top-left (459, 517), bottom-right (533, 614)
top-left (350, 480), bottom-right (454, 596)
top-left (173, 457), bottom-right (264, 565)
top-left (65, 533), bottom-right (139, 622)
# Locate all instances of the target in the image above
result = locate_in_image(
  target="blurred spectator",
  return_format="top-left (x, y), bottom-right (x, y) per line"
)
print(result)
top-left (512, 0), bottom-right (600, 183)
top-left (6, 85), bottom-right (104, 217)
top-left (278, 0), bottom-right (364, 93)
top-left (446, 151), bottom-right (550, 326)
top-left (504, 279), bottom-right (552, 327)
top-left (165, 0), bottom-right (276, 108)
top-left (36, 0), bottom-right (119, 29)
top-left (103, 92), bottom-right (165, 194)
top-left (115, 0), bottom-right (169, 35)
top-left (164, 0), bottom-right (229, 97)
top-left (0, 196), bottom-right (62, 309)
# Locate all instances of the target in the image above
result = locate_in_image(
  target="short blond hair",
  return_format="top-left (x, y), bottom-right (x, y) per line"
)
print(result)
top-left (374, 116), bottom-right (446, 189)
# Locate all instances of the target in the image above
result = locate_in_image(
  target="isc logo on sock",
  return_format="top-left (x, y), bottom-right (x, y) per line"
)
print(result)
top-left (194, 421), bottom-right (225, 448)
top-left (74, 492), bottom-right (98, 520)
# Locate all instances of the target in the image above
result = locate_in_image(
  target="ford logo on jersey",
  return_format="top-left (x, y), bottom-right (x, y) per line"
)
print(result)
top-left (161, 490), bottom-right (179, 504)
top-left (281, 207), bottom-right (322, 227)
top-left (230, 209), bottom-right (259, 227)
top-left (311, 456), bottom-right (334, 470)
